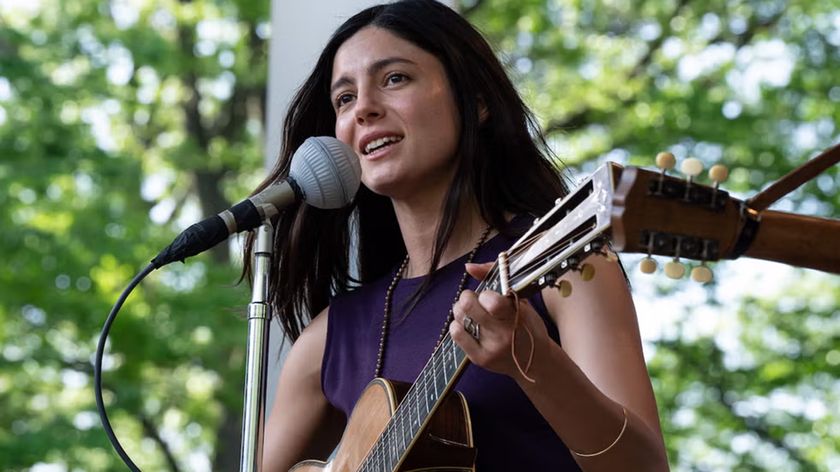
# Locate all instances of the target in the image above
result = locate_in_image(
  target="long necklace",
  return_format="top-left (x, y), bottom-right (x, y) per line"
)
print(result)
top-left (374, 226), bottom-right (492, 378)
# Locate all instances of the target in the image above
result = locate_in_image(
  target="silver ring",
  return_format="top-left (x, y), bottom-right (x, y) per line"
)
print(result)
top-left (463, 316), bottom-right (480, 341)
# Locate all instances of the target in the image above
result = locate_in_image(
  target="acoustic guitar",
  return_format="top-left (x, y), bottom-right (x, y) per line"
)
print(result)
top-left (291, 155), bottom-right (840, 472)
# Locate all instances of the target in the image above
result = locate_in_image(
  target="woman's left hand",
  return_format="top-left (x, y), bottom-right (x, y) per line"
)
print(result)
top-left (449, 261), bottom-right (552, 381)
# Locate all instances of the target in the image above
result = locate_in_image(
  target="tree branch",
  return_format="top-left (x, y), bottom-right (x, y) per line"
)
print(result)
top-left (140, 413), bottom-right (183, 472)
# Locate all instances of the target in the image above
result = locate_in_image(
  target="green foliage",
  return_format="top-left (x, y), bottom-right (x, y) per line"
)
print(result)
top-left (464, 0), bottom-right (839, 470)
top-left (1, 0), bottom-right (266, 469)
top-left (1, 0), bottom-right (837, 470)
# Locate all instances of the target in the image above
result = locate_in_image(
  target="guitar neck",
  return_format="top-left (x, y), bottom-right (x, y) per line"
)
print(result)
top-left (361, 318), bottom-right (474, 471)
top-left (744, 210), bottom-right (840, 274)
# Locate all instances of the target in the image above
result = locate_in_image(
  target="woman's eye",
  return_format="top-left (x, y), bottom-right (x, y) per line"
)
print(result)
top-left (335, 93), bottom-right (354, 108)
top-left (386, 73), bottom-right (407, 85)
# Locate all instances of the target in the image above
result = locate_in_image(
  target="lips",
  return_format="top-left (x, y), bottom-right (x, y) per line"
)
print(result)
top-left (359, 132), bottom-right (404, 156)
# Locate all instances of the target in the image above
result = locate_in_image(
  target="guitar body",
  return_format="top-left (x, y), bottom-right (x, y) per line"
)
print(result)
top-left (291, 378), bottom-right (476, 472)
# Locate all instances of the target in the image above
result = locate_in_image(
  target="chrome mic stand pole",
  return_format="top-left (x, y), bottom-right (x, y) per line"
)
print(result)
top-left (240, 223), bottom-right (273, 472)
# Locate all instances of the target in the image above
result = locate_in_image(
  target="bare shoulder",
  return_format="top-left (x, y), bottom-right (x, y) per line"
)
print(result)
top-left (282, 306), bottom-right (330, 384)
top-left (541, 254), bottom-right (663, 434)
top-left (540, 253), bottom-right (636, 340)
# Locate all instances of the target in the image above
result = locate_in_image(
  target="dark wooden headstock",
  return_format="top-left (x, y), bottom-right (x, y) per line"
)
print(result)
top-left (498, 157), bottom-right (839, 294)
top-left (610, 166), bottom-right (744, 261)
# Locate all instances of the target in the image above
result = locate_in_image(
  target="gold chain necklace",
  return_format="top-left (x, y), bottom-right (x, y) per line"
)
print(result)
top-left (374, 226), bottom-right (492, 378)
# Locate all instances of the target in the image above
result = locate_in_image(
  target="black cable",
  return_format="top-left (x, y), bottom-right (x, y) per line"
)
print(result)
top-left (94, 262), bottom-right (156, 472)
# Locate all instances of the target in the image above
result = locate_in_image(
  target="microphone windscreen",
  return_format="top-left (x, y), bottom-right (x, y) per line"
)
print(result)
top-left (289, 136), bottom-right (361, 209)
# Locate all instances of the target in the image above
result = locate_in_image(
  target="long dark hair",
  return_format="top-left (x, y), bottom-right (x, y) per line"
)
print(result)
top-left (243, 0), bottom-right (569, 342)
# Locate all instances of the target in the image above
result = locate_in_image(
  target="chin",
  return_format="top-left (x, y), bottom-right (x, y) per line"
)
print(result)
top-left (362, 174), bottom-right (399, 196)
top-left (364, 183), bottom-right (402, 199)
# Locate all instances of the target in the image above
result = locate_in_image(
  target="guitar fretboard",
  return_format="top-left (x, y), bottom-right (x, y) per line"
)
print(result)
top-left (357, 222), bottom-right (571, 471)
top-left (359, 335), bottom-right (467, 472)
top-left (358, 291), bottom-right (480, 472)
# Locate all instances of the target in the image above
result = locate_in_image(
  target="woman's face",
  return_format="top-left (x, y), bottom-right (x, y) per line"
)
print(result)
top-left (331, 26), bottom-right (461, 201)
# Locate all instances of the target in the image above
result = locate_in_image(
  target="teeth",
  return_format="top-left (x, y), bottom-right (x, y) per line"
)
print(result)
top-left (364, 136), bottom-right (402, 154)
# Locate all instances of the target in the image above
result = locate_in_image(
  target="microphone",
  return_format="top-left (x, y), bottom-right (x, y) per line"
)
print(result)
top-left (151, 136), bottom-right (361, 268)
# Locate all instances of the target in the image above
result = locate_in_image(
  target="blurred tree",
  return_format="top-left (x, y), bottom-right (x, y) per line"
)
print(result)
top-left (0, 0), bottom-right (268, 469)
top-left (0, 0), bottom-right (837, 470)
top-left (464, 0), bottom-right (839, 470)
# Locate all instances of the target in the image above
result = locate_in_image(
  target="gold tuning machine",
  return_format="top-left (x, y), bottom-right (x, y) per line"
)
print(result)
top-left (708, 164), bottom-right (729, 207)
top-left (690, 264), bottom-right (713, 283)
top-left (664, 259), bottom-right (686, 279)
top-left (639, 257), bottom-right (657, 274)
top-left (680, 157), bottom-right (704, 179)
top-left (655, 151), bottom-right (676, 171)
top-left (709, 164), bottom-right (729, 185)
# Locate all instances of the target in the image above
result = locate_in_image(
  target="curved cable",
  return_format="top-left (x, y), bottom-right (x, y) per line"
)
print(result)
top-left (94, 262), bottom-right (156, 472)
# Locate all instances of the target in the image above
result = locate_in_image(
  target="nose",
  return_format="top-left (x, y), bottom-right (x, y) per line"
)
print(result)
top-left (354, 89), bottom-right (383, 125)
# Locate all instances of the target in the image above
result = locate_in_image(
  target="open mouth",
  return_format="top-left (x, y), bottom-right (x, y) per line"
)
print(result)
top-left (363, 136), bottom-right (403, 155)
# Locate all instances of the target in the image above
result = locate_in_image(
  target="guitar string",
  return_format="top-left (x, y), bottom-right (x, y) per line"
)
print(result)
top-left (359, 224), bottom-right (594, 471)
top-left (360, 230), bottom-right (556, 471)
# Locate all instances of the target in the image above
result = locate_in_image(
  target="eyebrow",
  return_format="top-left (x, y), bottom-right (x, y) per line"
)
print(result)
top-left (330, 57), bottom-right (417, 95)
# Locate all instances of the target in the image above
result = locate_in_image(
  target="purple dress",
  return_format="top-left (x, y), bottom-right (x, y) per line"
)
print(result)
top-left (322, 227), bottom-right (581, 471)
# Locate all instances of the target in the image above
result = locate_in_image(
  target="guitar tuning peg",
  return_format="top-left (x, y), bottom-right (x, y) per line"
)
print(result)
top-left (708, 163), bottom-right (729, 208)
top-left (579, 263), bottom-right (595, 281)
top-left (680, 157), bottom-right (703, 200)
top-left (680, 157), bottom-right (704, 179)
top-left (708, 164), bottom-right (729, 185)
top-left (690, 264), bottom-right (713, 283)
top-left (639, 257), bottom-right (657, 274)
top-left (555, 280), bottom-right (573, 298)
top-left (664, 259), bottom-right (686, 279)
top-left (655, 152), bottom-right (676, 172)
top-left (654, 151), bottom-right (676, 195)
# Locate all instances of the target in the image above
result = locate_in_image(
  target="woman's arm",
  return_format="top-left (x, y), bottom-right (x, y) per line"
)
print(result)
top-left (451, 255), bottom-right (668, 471)
top-left (262, 308), bottom-right (345, 472)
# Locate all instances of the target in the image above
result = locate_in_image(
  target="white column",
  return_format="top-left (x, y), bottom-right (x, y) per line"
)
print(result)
top-left (263, 0), bottom-right (456, 416)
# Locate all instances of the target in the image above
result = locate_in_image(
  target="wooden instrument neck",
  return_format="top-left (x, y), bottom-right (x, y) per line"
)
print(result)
top-left (744, 210), bottom-right (840, 274)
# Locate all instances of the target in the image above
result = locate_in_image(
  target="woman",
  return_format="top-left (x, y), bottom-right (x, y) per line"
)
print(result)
top-left (249, 1), bottom-right (668, 470)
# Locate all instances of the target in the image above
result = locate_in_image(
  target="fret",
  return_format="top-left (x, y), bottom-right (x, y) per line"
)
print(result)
top-left (389, 428), bottom-right (397, 467)
top-left (430, 355), bottom-right (439, 396)
top-left (444, 339), bottom-right (456, 376)
top-left (381, 428), bottom-right (391, 468)
top-left (414, 392), bottom-right (422, 429)
top-left (364, 440), bottom-right (377, 472)
top-left (370, 445), bottom-right (380, 472)
top-left (439, 338), bottom-right (455, 376)
top-left (421, 373), bottom-right (431, 415)
top-left (403, 393), bottom-right (418, 431)
top-left (434, 353), bottom-right (447, 396)
top-left (398, 410), bottom-right (408, 453)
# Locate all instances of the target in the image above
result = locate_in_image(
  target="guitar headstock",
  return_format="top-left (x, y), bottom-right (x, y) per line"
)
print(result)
top-left (482, 163), bottom-right (620, 299)
top-left (611, 153), bottom-right (741, 282)
top-left (483, 154), bottom-right (743, 298)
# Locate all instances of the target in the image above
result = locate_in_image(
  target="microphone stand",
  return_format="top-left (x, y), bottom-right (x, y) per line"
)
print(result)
top-left (239, 223), bottom-right (273, 471)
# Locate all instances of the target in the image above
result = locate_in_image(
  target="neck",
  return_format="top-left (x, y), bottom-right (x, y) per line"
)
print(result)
top-left (391, 196), bottom-right (489, 278)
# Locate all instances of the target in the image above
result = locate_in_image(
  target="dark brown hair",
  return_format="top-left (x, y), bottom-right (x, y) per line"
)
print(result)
top-left (243, 0), bottom-right (568, 341)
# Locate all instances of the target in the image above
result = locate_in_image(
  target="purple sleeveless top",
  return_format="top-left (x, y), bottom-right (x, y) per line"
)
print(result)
top-left (322, 222), bottom-right (580, 471)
